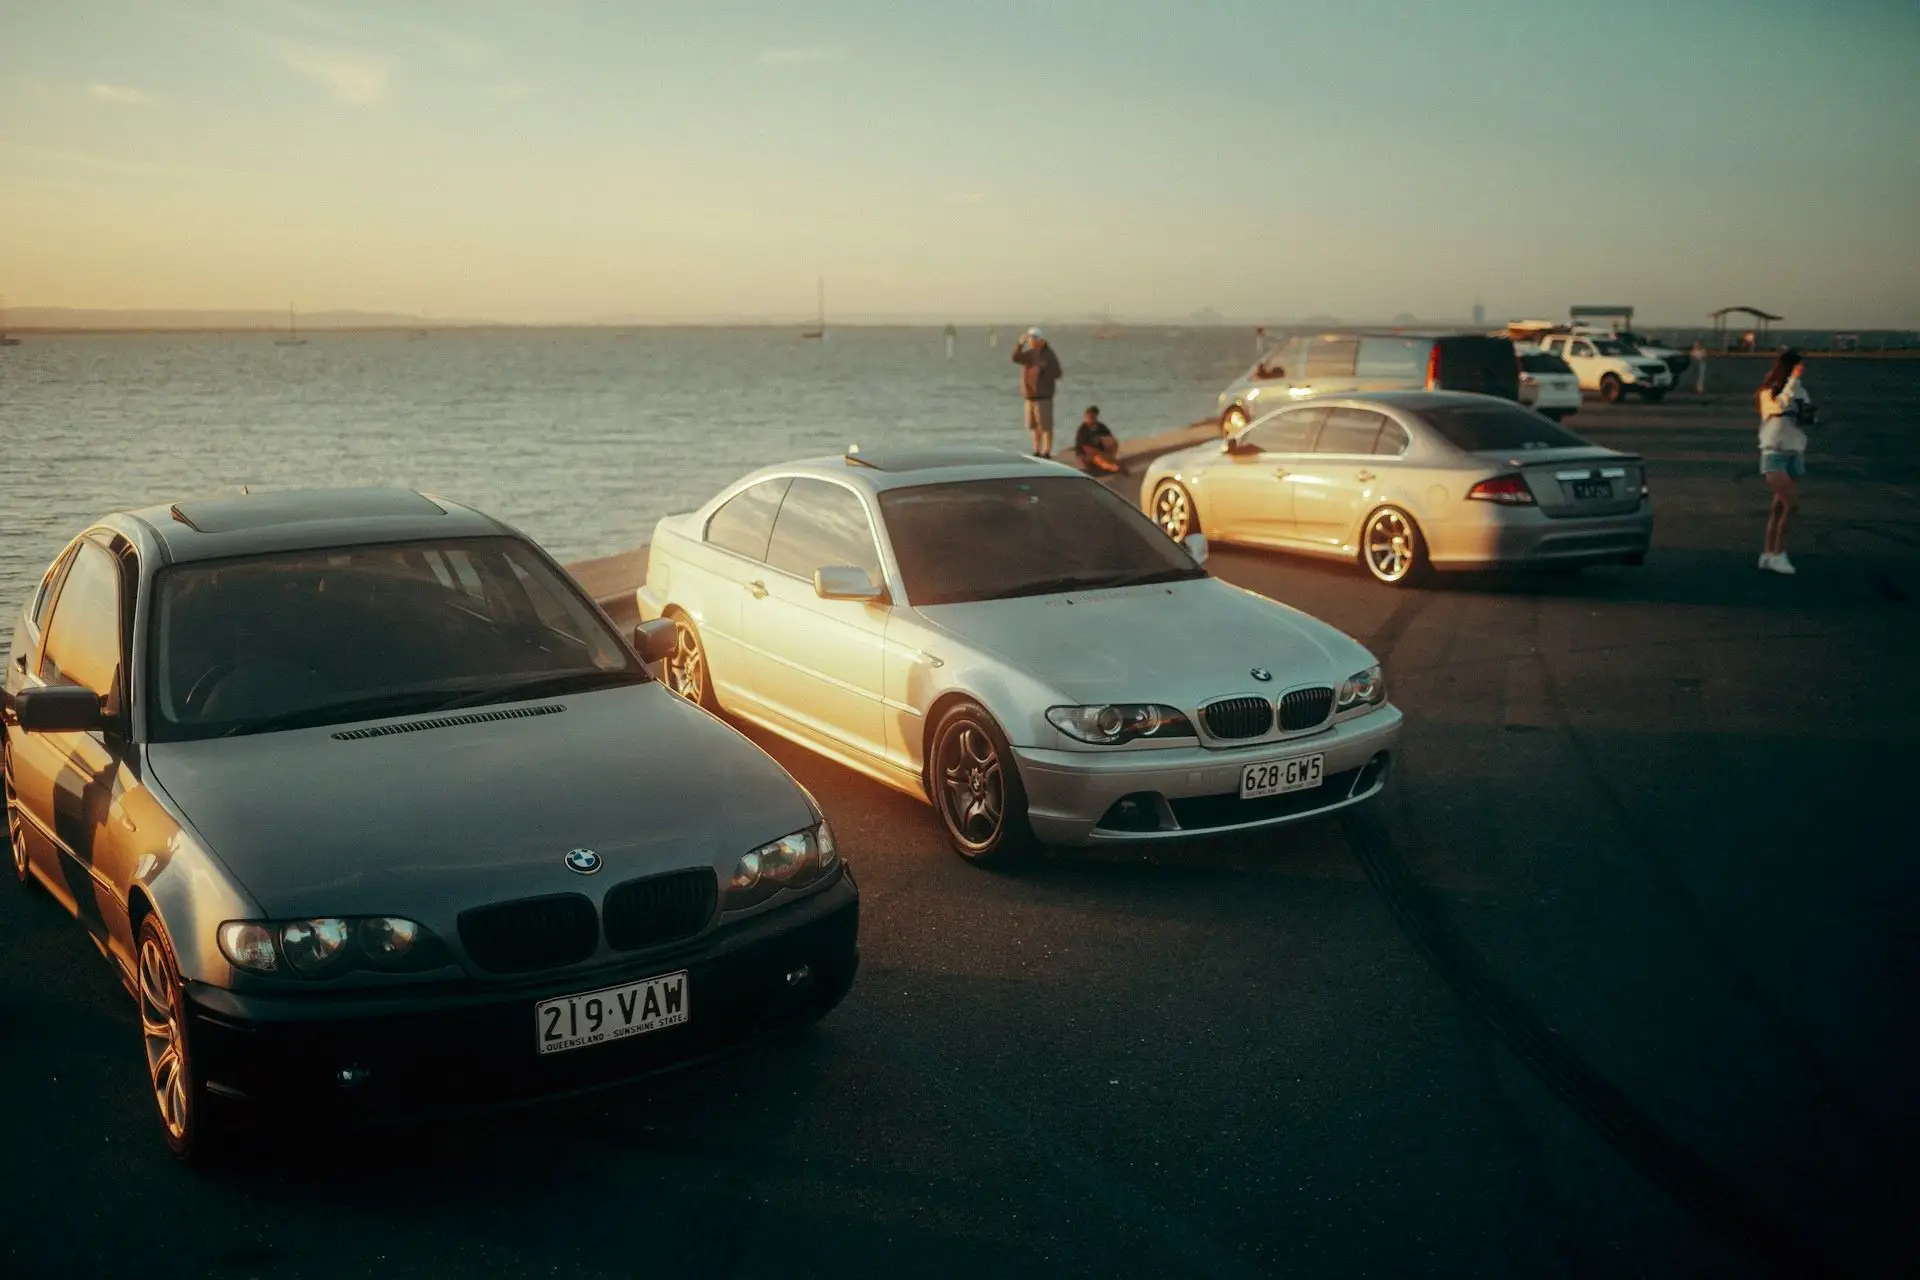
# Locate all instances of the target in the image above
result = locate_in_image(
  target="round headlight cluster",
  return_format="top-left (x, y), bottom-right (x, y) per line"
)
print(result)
top-left (1046, 704), bottom-right (1195, 745)
top-left (217, 915), bottom-right (444, 978)
top-left (725, 823), bottom-right (839, 909)
top-left (1337, 665), bottom-right (1386, 711)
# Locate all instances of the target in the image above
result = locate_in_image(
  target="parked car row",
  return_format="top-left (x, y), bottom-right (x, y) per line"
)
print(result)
top-left (7, 457), bottom-right (1406, 1160)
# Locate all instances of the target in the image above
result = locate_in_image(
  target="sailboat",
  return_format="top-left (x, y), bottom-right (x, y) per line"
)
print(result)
top-left (0, 294), bottom-right (19, 347)
top-left (801, 279), bottom-right (825, 340)
top-left (275, 302), bottom-right (308, 346)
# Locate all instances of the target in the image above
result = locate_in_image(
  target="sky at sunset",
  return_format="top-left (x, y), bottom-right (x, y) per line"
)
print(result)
top-left (2, 0), bottom-right (1916, 326)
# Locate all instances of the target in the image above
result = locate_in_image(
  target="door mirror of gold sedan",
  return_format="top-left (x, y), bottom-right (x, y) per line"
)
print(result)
top-left (1183, 533), bottom-right (1209, 566)
top-left (10, 684), bottom-right (106, 734)
top-left (814, 566), bottom-right (886, 603)
top-left (1222, 436), bottom-right (1256, 456)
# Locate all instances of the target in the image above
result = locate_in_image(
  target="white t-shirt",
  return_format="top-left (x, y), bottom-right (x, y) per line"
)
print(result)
top-left (1758, 374), bottom-right (1809, 454)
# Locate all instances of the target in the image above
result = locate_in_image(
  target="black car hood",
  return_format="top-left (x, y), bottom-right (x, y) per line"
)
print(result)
top-left (146, 683), bottom-right (814, 919)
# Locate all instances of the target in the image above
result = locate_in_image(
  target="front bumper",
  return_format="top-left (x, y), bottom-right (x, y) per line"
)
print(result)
top-left (184, 871), bottom-right (859, 1122)
top-left (1013, 705), bottom-right (1402, 845)
top-left (1429, 503), bottom-right (1653, 569)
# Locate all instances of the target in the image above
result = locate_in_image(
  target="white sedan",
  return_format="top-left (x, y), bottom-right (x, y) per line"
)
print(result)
top-left (1517, 347), bottom-right (1581, 420)
top-left (637, 446), bottom-right (1402, 864)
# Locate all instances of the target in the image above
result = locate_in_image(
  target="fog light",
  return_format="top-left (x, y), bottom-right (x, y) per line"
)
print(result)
top-left (784, 966), bottom-right (812, 987)
top-left (335, 1066), bottom-right (372, 1088)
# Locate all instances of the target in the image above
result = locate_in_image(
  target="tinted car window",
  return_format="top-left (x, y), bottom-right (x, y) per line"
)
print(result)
top-left (1420, 403), bottom-right (1590, 452)
top-left (1305, 337), bottom-right (1359, 378)
top-left (1434, 336), bottom-right (1520, 399)
top-left (705, 478), bottom-right (792, 562)
top-left (1519, 352), bottom-right (1574, 374)
top-left (765, 478), bottom-right (882, 581)
top-left (880, 476), bottom-right (1203, 606)
top-left (1356, 337), bottom-right (1428, 379)
top-left (1374, 420), bottom-right (1412, 456)
top-left (38, 540), bottom-right (124, 699)
top-left (1242, 407), bottom-right (1325, 453)
top-left (148, 536), bottom-right (637, 741)
top-left (1314, 408), bottom-right (1389, 454)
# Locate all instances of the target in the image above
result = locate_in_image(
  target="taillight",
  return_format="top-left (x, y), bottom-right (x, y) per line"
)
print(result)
top-left (1466, 474), bottom-right (1535, 505)
top-left (1425, 344), bottom-right (1441, 390)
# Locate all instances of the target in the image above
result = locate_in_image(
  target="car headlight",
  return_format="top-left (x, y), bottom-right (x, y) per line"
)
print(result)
top-left (1047, 703), bottom-right (1196, 745)
top-left (218, 915), bottom-right (446, 978)
top-left (1337, 665), bottom-right (1386, 712)
top-left (725, 822), bottom-right (839, 909)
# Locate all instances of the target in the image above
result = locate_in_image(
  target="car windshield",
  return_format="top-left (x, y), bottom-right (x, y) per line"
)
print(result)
top-left (148, 536), bottom-right (640, 741)
top-left (1419, 402), bottom-right (1591, 452)
top-left (1592, 339), bottom-right (1633, 355)
top-left (879, 475), bottom-right (1205, 605)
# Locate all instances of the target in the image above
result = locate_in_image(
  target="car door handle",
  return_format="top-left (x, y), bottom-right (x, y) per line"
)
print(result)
top-left (746, 579), bottom-right (768, 599)
top-left (1355, 470), bottom-right (1376, 482)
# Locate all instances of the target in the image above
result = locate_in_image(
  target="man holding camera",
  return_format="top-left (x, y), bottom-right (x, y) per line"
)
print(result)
top-left (1011, 326), bottom-right (1063, 457)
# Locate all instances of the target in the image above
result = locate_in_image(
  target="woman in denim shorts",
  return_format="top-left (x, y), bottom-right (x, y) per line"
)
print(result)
top-left (1756, 349), bottom-right (1811, 575)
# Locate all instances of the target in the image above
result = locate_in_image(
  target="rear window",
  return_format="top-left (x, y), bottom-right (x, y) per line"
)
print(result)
top-left (1435, 336), bottom-right (1520, 400)
top-left (1304, 337), bottom-right (1358, 378)
top-left (1519, 352), bottom-right (1573, 374)
top-left (1419, 403), bottom-right (1590, 453)
top-left (1356, 337), bottom-right (1429, 379)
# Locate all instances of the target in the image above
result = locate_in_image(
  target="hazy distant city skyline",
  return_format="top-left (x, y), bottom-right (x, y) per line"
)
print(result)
top-left (3, 0), bottom-right (1916, 327)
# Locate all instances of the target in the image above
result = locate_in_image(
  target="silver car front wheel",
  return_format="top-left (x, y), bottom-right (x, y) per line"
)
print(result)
top-left (663, 612), bottom-right (720, 712)
top-left (1151, 482), bottom-right (1196, 541)
top-left (1362, 506), bottom-right (1427, 587)
top-left (930, 701), bottom-right (1034, 866)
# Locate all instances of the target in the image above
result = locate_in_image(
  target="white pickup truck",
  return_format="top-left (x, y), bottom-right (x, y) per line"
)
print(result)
top-left (1539, 332), bottom-right (1674, 403)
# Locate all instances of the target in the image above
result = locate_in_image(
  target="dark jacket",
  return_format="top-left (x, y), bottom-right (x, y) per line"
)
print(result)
top-left (1012, 341), bottom-right (1063, 400)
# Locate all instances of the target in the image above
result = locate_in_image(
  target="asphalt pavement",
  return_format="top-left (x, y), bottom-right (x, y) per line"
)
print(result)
top-left (4, 378), bottom-right (1917, 1278)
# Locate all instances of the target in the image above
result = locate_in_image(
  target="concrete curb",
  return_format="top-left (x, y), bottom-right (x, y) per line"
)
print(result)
top-left (565, 420), bottom-right (1219, 620)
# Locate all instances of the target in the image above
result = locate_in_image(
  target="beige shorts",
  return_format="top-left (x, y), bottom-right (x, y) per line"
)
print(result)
top-left (1024, 398), bottom-right (1054, 432)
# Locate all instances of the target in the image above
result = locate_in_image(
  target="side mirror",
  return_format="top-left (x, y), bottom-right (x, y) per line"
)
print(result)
top-left (814, 566), bottom-right (886, 603)
top-left (12, 685), bottom-right (106, 734)
top-left (632, 618), bottom-right (678, 664)
top-left (1221, 436), bottom-right (1254, 456)
top-left (1183, 533), bottom-right (1209, 566)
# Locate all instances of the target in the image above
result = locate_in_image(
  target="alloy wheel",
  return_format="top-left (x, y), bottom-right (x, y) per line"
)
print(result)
top-left (139, 935), bottom-right (191, 1144)
top-left (938, 720), bottom-right (1005, 853)
top-left (1365, 509), bottom-right (1417, 584)
top-left (3, 752), bottom-right (27, 883)
top-left (1152, 484), bottom-right (1193, 540)
top-left (665, 618), bottom-right (707, 705)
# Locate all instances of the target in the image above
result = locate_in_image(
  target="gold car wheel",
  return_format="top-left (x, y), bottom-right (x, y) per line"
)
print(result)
top-left (1152, 483), bottom-right (1194, 541)
top-left (1363, 508), bottom-right (1422, 585)
top-left (3, 751), bottom-right (29, 884)
top-left (138, 932), bottom-right (191, 1144)
top-left (666, 620), bottom-right (707, 705)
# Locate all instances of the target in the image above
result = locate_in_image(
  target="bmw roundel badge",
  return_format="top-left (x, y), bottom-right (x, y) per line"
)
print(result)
top-left (1250, 667), bottom-right (1274, 683)
top-left (564, 848), bottom-right (602, 875)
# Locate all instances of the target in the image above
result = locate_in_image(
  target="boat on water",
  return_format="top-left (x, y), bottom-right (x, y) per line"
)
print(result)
top-left (275, 303), bottom-right (308, 346)
top-left (801, 278), bottom-right (825, 340)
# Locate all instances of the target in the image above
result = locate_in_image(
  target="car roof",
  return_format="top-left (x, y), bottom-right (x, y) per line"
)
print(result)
top-left (732, 446), bottom-right (1069, 494)
top-left (1264, 390), bottom-right (1524, 412)
top-left (122, 486), bottom-right (509, 564)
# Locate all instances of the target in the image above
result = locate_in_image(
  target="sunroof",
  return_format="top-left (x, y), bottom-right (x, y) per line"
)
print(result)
top-left (843, 446), bottom-right (1037, 473)
top-left (169, 487), bottom-right (445, 533)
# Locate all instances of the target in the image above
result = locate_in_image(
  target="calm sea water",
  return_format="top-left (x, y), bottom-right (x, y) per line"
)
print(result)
top-left (0, 326), bottom-right (1254, 608)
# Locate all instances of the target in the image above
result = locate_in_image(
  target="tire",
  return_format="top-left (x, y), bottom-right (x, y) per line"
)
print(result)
top-left (1360, 506), bottom-right (1429, 587)
top-left (927, 701), bottom-right (1036, 866)
top-left (136, 917), bottom-right (233, 1165)
top-left (1150, 481), bottom-right (1198, 541)
top-left (1219, 405), bottom-right (1248, 436)
top-left (661, 610), bottom-right (721, 713)
top-left (4, 744), bottom-right (32, 887)
top-left (1641, 389), bottom-right (1667, 404)
top-left (1599, 374), bottom-right (1624, 404)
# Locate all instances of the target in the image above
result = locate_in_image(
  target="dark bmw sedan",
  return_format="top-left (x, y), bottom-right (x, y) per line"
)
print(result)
top-left (2, 488), bottom-right (858, 1162)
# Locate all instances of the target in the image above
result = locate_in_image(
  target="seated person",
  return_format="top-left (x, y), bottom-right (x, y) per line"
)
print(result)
top-left (1073, 406), bottom-right (1123, 474)
top-left (1253, 358), bottom-right (1286, 380)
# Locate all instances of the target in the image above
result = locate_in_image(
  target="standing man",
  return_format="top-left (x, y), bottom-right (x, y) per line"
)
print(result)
top-left (1691, 338), bottom-right (1708, 394)
top-left (1012, 326), bottom-right (1063, 457)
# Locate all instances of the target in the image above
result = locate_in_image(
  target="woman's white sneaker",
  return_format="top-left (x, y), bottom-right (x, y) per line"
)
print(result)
top-left (1758, 552), bottom-right (1776, 570)
top-left (1765, 553), bottom-right (1797, 575)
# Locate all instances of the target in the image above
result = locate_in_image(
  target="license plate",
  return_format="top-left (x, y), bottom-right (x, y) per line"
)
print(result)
top-left (1240, 754), bottom-right (1324, 799)
top-left (535, 971), bottom-right (689, 1056)
top-left (1571, 480), bottom-right (1613, 500)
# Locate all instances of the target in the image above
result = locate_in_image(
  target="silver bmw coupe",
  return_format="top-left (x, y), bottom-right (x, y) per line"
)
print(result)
top-left (3, 488), bottom-right (858, 1162)
top-left (639, 447), bottom-right (1401, 864)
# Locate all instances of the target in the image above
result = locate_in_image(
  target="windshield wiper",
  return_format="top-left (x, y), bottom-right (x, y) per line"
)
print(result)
top-left (216, 690), bottom-right (462, 738)
top-left (430, 668), bottom-right (647, 712)
top-left (1096, 566), bottom-right (1207, 589)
